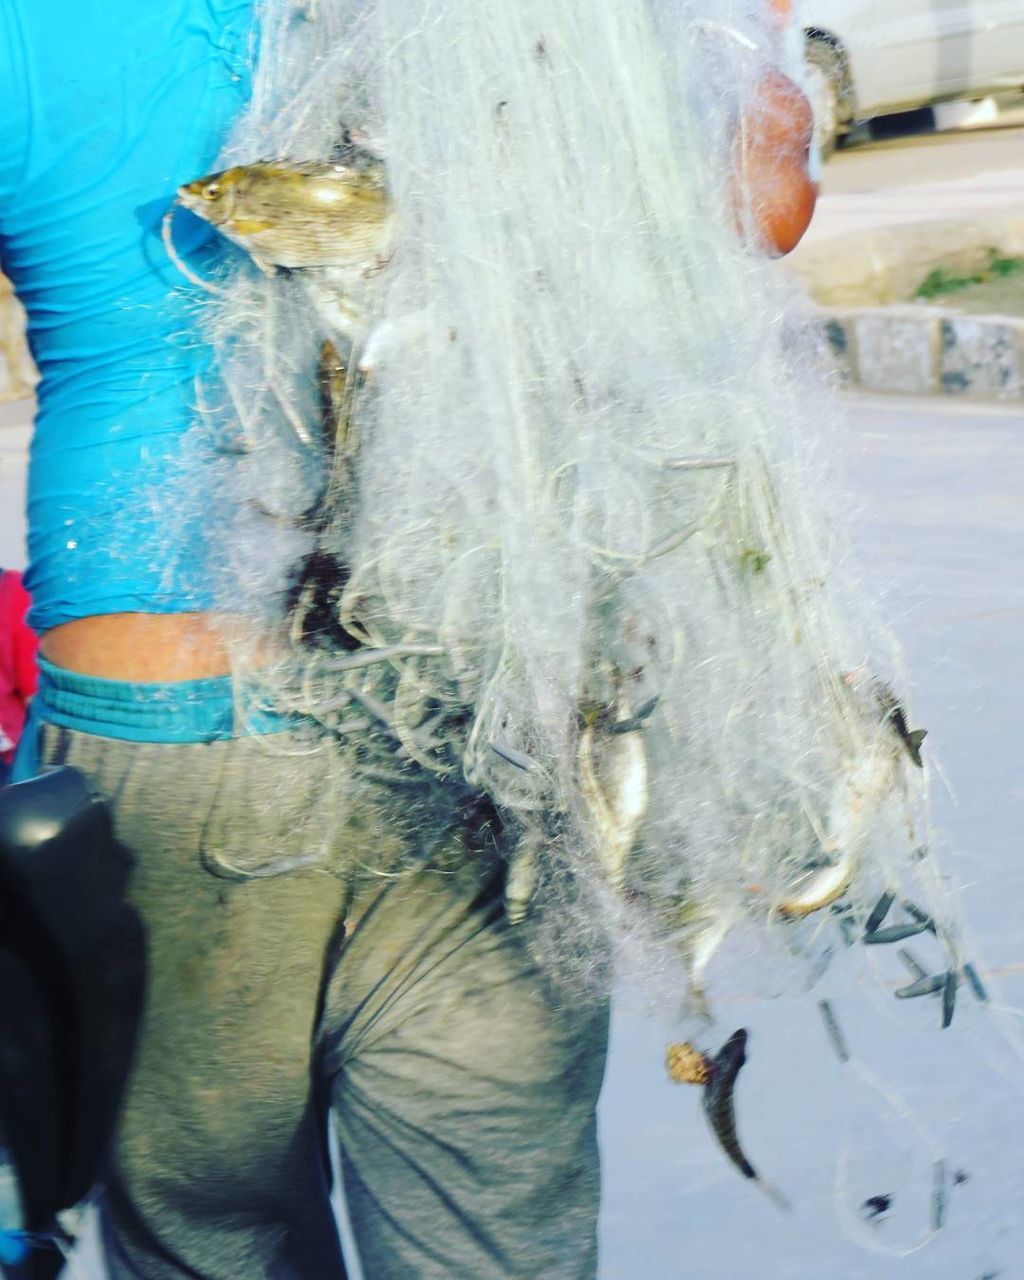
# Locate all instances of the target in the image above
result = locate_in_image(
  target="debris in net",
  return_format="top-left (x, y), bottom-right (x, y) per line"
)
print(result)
top-left (863, 922), bottom-right (931, 945)
top-left (818, 999), bottom-right (850, 1064)
top-left (931, 1159), bottom-right (947, 1231)
top-left (860, 1193), bottom-right (892, 1221)
top-left (285, 551), bottom-right (361, 651)
top-left (665, 1041), bottom-right (713, 1086)
top-left (894, 974), bottom-right (946, 1000)
top-left (897, 947), bottom-right (928, 981)
top-left (953, 1168), bottom-right (970, 1186)
top-left (941, 971), bottom-right (958, 1030)
top-left (864, 889), bottom-right (896, 935)
top-left (963, 963), bottom-right (989, 1004)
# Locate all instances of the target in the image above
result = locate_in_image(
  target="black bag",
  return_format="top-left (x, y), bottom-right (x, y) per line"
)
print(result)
top-left (0, 768), bottom-right (145, 1275)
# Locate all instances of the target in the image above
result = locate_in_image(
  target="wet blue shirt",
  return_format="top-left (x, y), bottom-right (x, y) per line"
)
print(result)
top-left (0, 0), bottom-right (252, 632)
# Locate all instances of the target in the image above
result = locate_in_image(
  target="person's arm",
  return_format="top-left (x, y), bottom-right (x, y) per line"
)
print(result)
top-left (733, 69), bottom-right (818, 257)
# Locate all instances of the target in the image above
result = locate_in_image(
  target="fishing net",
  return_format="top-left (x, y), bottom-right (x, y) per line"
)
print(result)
top-left (173, 0), bottom-right (957, 1018)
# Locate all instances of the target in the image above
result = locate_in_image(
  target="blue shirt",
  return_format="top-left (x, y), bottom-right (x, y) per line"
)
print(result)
top-left (0, 0), bottom-right (252, 632)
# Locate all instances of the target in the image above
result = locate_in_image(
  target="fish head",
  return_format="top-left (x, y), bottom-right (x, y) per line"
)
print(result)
top-left (177, 167), bottom-right (244, 227)
top-left (718, 1027), bottom-right (748, 1071)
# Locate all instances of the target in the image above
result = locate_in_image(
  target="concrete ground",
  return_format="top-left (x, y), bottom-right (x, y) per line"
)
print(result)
top-left (37, 391), bottom-right (1024, 1278)
top-left (599, 393), bottom-right (1024, 1280)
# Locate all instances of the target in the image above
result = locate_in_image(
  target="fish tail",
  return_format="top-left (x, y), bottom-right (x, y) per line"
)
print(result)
top-left (756, 1178), bottom-right (794, 1213)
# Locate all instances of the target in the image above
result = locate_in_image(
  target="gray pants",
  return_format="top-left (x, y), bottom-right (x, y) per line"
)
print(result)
top-left (39, 725), bottom-right (608, 1280)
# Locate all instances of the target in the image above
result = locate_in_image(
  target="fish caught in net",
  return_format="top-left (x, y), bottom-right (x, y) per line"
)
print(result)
top-left (166, 0), bottom-right (963, 1029)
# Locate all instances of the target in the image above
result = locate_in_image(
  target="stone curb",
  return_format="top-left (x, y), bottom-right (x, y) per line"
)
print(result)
top-left (818, 304), bottom-right (1024, 400)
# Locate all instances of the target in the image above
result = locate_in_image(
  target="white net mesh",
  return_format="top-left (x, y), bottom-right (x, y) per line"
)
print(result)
top-left (176, 0), bottom-right (955, 1011)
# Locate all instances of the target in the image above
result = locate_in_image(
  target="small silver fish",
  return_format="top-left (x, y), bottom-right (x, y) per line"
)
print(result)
top-left (777, 848), bottom-right (858, 919)
top-left (818, 998), bottom-right (851, 1064)
top-left (963, 962), bottom-right (989, 1004)
top-left (318, 337), bottom-right (356, 462)
top-left (578, 691), bottom-right (648, 894)
top-left (931, 1159), bottom-right (947, 1230)
top-left (864, 888), bottom-right (896, 935)
top-left (895, 974), bottom-right (946, 1000)
top-left (777, 735), bottom-right (901, 919)
top-left (864, 921), bottom-right (932, 944)
top-left (685, 907), bottom-right (738, 1017)
top-left (504, 827), bottom-right (544, 925)
top-left (941, 970), bottom-right (958, 1029)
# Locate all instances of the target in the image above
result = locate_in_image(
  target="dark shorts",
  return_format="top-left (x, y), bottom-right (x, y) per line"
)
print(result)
top-left (39, 724), bottom-right (608, 1280)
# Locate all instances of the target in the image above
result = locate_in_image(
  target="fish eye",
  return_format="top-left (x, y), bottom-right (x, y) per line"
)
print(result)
top-left (202, 182), bottom-right (222, 201)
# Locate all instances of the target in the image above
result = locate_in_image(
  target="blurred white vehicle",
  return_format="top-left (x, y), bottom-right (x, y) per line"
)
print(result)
top-left (795, 0), bottom-right (1024, 153)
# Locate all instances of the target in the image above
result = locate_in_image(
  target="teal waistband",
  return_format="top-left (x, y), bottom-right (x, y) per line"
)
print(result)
top-left (30, 656), bottom-right (299, 744)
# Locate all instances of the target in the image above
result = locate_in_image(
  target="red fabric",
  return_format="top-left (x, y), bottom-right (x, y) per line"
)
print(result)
top-left (0, 570), bottom-right (39, 763)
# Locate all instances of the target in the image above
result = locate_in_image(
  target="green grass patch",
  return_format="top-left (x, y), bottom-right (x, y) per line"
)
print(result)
top-left (915, 251), bottom-right (1024, 301)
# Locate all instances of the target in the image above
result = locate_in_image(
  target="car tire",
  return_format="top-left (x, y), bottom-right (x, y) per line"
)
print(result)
top-left (805, 37), bottom-right (845, 161)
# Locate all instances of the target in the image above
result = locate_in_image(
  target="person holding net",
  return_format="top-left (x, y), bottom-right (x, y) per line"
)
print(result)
top-left (0, 1), bottom-right (817, 1277)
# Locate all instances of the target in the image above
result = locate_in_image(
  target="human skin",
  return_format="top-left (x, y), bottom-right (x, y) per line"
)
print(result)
top-left (41, 614), bottom-right (255, 680)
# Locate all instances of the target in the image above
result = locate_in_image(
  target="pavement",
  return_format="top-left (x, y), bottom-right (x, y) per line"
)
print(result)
top-left (600, 393), bottom-right (1024, 1280)
top-left (788, 103), bottom-right (1024, 400)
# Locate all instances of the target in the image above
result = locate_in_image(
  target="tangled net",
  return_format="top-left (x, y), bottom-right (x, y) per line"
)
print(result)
top-left (176, 0), bottom-right (957, 1011)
